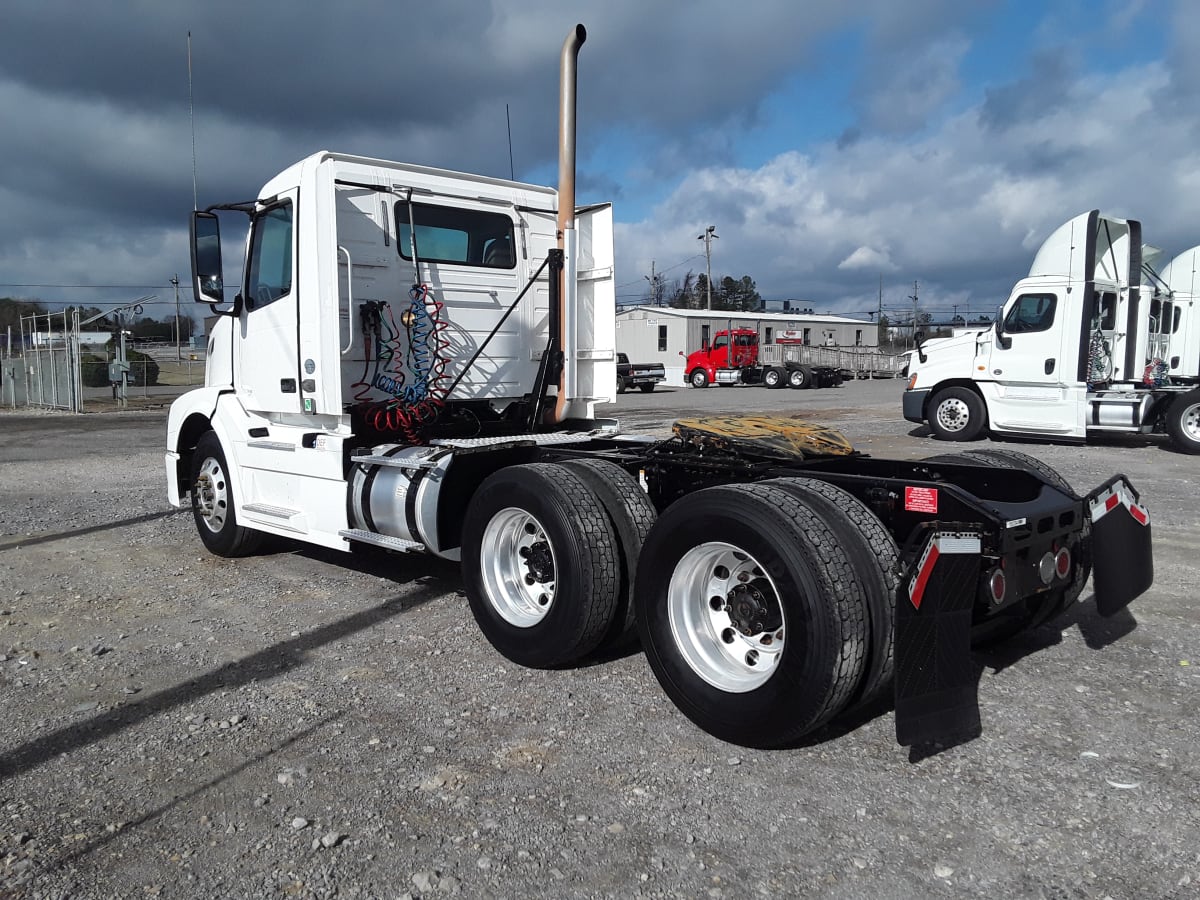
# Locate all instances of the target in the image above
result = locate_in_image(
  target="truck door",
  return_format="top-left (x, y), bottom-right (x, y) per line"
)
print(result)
top-left (710, 332), bottom-right (730, 368)
top-left (987, 290), bottom-right (1075, 429)
top-left (236, 191), bottom-right (300, 415)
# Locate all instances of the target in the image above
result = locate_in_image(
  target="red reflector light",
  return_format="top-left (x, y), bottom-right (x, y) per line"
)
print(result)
top-left (989, 568), bottom-right (1006, 603)
top-left (1105, 494), bottom-right (1120, 512)
top-left (1055, 547), bottom-right (1071, 579)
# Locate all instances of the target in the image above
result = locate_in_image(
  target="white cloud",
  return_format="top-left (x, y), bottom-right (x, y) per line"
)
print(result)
top-left (618, 57), bottom-right (1200, 314)
top-left (839, 246), bottom-right (896, 271)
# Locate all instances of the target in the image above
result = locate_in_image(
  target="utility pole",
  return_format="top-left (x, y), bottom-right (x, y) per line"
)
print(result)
top-left (908, 280), bottom-right (920, 347)
top-left (698, 225), bottom-right (718, 310)
top-left (171, 274), bottom-right (181, 360)
top-left (644, 260), bottom-right (663, 306)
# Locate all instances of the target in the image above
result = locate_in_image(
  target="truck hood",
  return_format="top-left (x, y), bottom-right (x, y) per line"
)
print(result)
top-left (910, 329), bottom-right (991, 387)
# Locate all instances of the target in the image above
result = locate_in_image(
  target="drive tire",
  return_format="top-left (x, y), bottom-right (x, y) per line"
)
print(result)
top-left (787, 366), bottom-right (810, 389)
top-left (1166, 388), bottom-right (1200, 454)
top-left (928, 386), bottom-right (986, 441)
top-left (190, 432), bottom-right (264, 557)
top-left (689, 369), bottom-right (710, 389)
top-left (764, 477), bottom-right (897, 708)
top-left (617, 376), bottom-right (627, 394)
top-left (635, 483), bottom-right (867, 747)
top-left (462, 463), bottom-right (620, 668)
top-left (763, 367), bottom-right (785, 389)
top-left (560, 459), bottom-right (657, 649)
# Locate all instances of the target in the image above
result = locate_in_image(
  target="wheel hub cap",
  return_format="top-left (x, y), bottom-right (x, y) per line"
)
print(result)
top-left (937, 398), bottom-right (969, 432)
top-left (667, 542), bottom-right (786, 692)
top-left (480, 508), bottom-right (557, 627)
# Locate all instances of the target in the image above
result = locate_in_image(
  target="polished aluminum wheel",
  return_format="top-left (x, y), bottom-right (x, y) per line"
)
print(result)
top-left (479, 507), bottom-right (557, 628)
top-left (194, 455), bottom-right (229, 534)
top-left (934, 396), bottom-right (971, 433)
top-left (666, 541), bottom-right (786, 692)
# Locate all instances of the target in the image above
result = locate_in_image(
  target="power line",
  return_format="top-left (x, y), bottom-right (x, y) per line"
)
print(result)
top-left (0, 283), bottom-right (186, 290)
top-left (614, 253), bottom-right (704, 289)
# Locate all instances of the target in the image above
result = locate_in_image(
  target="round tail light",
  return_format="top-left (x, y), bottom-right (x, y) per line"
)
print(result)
top-left (988, 568), bottom-right (1007, 604)
top-left (1055, 547), bottom-right (1071, 579)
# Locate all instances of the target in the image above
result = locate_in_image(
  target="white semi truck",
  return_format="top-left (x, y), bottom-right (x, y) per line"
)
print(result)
top-left (166, 26), bottom-right (1153, 749)
top-left (903, 210), bottom-right (1200, 453)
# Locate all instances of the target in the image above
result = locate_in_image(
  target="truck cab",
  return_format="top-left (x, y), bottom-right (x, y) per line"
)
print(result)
top-left (904, 210), bottom-right (1200, 453)
top-left (166, 150), bottom-right (617, 553)
top-left (684, 328), bottom-right (758, 387)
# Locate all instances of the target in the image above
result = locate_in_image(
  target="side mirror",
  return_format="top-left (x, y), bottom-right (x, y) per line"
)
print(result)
top-left (190, 212), bottom-right (225, 303)
top-left (995, 308), bottom-right (1012, 349)
top-left (915, 334), bottom-right (927, 364)
top-left (701, 339), bottom-right (709, 351)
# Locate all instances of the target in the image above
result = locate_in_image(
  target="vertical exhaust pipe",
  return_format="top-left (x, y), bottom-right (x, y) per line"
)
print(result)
top-left (557, 24), bottom-right (586, 247)
top-left (551, 23), bottom-right (586, 424)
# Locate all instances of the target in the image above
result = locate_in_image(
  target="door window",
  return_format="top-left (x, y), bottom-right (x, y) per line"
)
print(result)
top-left (1004, 293), bottom-right (1057, 334)
top-left (245, 204), bottom-right (293, 311)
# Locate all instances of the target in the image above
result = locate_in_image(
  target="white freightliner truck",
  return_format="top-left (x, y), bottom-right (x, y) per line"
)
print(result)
top-left (166, 26), bottom-right (1154, 750)
top-left (903, 210), bottom-right (1200, 453)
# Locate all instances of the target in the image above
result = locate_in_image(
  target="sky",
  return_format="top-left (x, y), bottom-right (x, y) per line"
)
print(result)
top-left (1, 0), bottom-right (1196, 325)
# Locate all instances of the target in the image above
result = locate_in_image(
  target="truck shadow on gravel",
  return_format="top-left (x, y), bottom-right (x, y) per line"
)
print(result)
top-left (806, 596), bottom-right (1138, 762)
top-left (0, 583), bottom-right (444, 784)
top-left (0, 509), bottom-right (185, 553)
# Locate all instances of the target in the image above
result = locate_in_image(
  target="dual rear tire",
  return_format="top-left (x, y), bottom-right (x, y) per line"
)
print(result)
top-left (461, 461), bottom-right (655, 668)
top-left (462, 466), bottom-right (890, 747)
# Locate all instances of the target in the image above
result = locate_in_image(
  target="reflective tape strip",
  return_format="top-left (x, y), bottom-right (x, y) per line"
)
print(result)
top-left (907, 532), bottom-right (983, 610)
top-left (1091, 482), bottom-right (1150, 527)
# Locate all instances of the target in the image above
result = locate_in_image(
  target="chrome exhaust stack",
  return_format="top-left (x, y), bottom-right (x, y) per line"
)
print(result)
top-left (557, 24), bottom-right (586, 245)
top-left (551, 23), bottom-right (586, 424)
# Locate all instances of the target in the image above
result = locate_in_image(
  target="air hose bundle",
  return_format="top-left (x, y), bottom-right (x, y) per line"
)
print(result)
top-left (353, 284), bottom-right (452, 442)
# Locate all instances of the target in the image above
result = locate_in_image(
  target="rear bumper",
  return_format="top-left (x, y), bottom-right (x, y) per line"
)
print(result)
top-left (903, 388), bottom-right (929, 424)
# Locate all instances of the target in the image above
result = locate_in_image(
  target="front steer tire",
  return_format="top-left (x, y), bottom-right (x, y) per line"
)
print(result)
top-left (635, 483), bottom-right (868, 748)
top-left (190, 431), bottom-right (264, 557)
top-left (928, 386), bottom-right (987, 441)
top-left (1166, 388), bottom-right (1200, 454)
top-left (461, 463), bottom-right (620, 668)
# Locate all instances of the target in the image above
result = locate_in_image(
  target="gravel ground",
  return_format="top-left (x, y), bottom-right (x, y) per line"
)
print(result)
top-left (1, 380), bottom-right (1198, 899)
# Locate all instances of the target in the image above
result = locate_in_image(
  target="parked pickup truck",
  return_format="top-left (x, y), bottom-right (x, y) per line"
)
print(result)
top-left (617, 352), bottom-right (666, 393)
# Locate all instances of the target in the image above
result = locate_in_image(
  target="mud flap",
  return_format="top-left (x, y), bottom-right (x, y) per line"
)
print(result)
top-left (1087, 477), bottom-right (1153, 617)
top-left (893, 526), bottom-right (982, 747)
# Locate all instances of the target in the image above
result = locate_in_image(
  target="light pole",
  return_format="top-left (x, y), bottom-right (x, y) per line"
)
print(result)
top-left (171, 274), bottom-right (181, 360)
top-left (697, 225), bottom-right (718, 310)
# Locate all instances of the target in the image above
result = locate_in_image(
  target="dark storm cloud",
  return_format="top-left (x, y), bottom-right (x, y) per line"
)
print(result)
top-left (980, 52), bottom-right (1075, 132)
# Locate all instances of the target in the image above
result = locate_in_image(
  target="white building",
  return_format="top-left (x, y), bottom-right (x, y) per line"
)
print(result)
top-left (615, 306), bottom-right (877, 386)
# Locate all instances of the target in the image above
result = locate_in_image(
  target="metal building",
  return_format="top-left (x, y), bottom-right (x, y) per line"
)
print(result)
top-left (615, 306), bottom-right (877, 386)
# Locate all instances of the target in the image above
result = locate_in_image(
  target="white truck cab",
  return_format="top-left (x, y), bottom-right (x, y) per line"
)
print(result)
top-left (165, 149), bottom-right (617, 553)
top-left (904, 210), bottom-right (1200, 453)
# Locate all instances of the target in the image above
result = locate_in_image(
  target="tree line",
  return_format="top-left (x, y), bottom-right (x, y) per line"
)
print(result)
top-left (644, 271), bottom-right (763, 312)
top-left (0, 297), bottom-right (195, 342)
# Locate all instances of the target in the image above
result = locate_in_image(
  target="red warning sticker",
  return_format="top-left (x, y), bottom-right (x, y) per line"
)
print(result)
top-left (904, 486), bottom-right (938, 514)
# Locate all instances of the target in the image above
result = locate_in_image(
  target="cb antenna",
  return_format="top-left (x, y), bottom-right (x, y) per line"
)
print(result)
top-left (506, 103), bottom-right (515, 180)
top-left (188, 30), bottom-right (197, 210)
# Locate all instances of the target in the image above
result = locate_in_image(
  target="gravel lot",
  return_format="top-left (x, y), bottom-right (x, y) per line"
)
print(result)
top-left (1, 379), bottom-right (1198, 899)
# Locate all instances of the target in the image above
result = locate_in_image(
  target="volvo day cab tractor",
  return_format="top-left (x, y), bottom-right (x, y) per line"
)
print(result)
top-left (903, 211), bottom-right (1200, 453)
top-left (166, 26), bottom-right (1153, 750)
